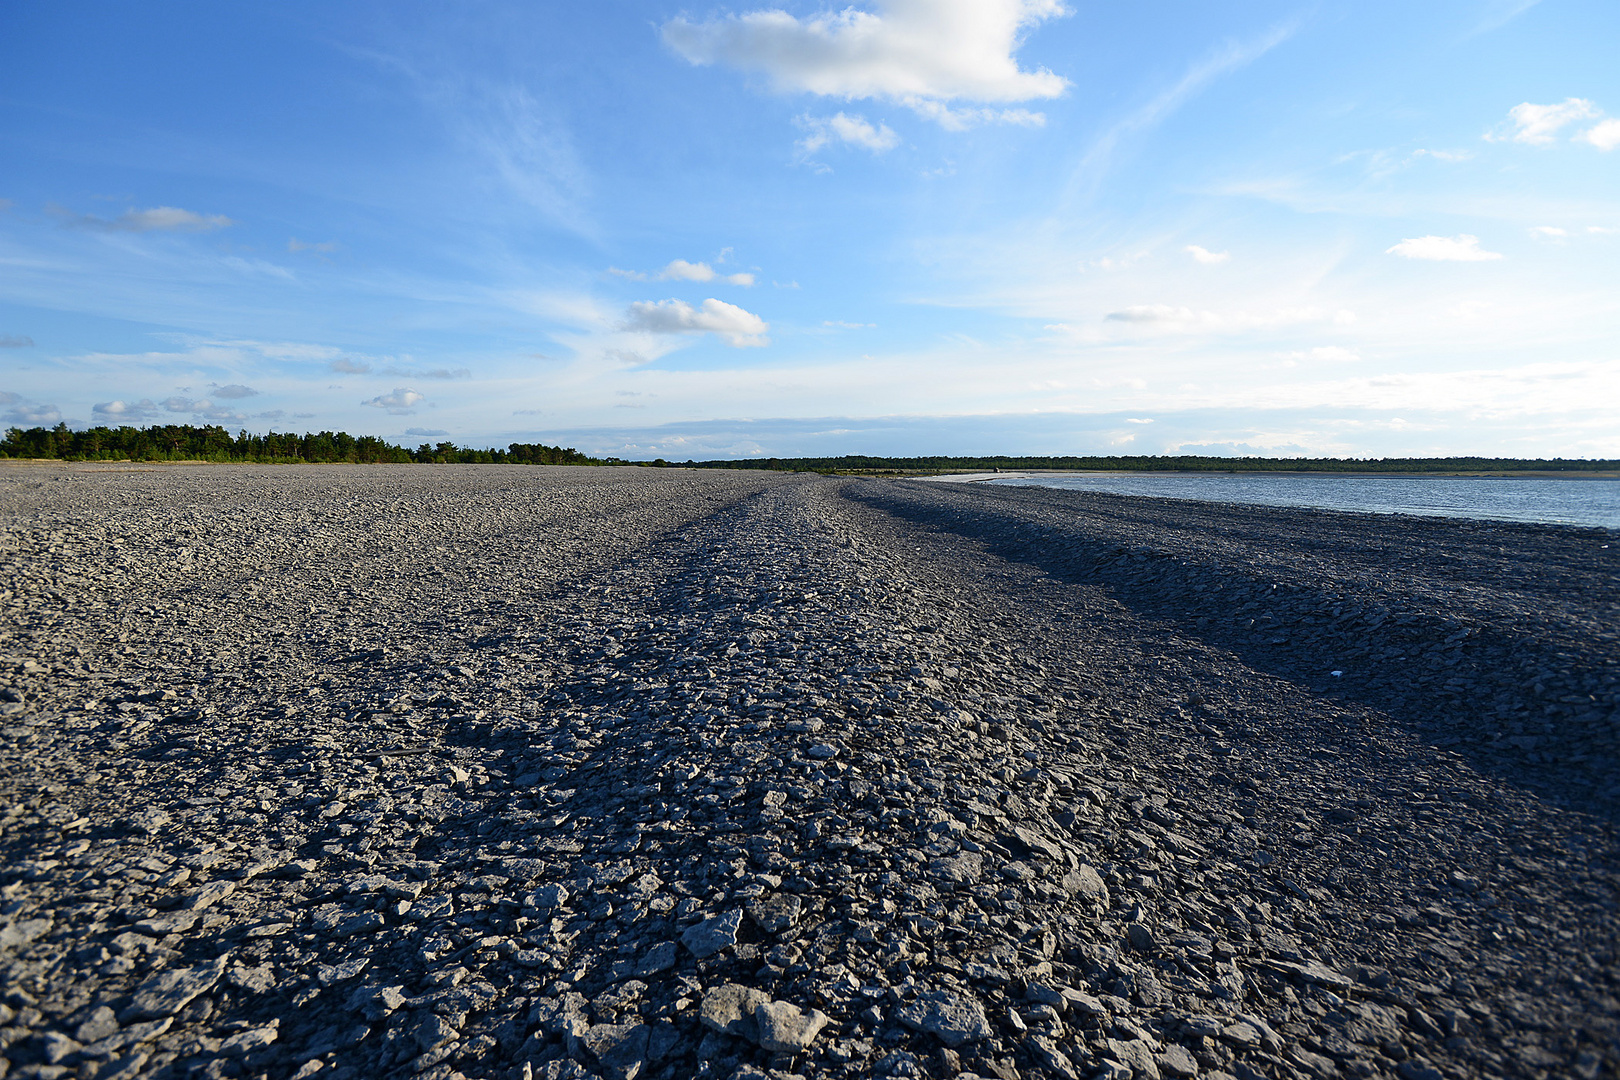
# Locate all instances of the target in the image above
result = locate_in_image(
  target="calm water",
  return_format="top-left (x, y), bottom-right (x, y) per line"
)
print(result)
top-left (980, 473), bottom-right (1620, 530)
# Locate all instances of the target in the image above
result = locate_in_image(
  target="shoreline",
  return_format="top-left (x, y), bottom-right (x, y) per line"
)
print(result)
top-left (922, 468), bottom-right (1620, 481)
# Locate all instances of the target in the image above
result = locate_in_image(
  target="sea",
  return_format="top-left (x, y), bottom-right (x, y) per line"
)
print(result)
top-left (971, 473), bottom-right (1620, 530)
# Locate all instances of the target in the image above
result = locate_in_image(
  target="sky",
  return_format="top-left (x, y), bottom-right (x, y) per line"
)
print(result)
top-left (2, 0), bottom-right (1617, 460)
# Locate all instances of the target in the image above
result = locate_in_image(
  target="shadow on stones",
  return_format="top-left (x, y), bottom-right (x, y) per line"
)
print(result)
top-left (851, 483), bottom-right (1619, 822)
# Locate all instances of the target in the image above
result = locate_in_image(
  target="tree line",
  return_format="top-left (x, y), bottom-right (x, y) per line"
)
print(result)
top-left (0, 423), bottom-right (599, 466)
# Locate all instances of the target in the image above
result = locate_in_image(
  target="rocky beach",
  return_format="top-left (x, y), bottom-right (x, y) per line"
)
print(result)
top-left (0, 463), bottom-right (1615, 1080)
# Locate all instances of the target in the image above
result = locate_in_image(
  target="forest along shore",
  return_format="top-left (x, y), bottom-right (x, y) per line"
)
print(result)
top-left (0, 465), bottom-right (1615, 1080)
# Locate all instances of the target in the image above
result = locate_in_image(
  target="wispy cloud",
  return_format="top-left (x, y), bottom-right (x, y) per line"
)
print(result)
top-left (1492, 98), bottom-right (1599, 144)
top-left (796, 112), bottom-right (901, 156)
top-left (475, 86), bottom-right (590, 231)
top-left (1412, 148), bottom-right (1473, 163)
top-left (1067, 21), bottom-right (1296, 197)
top-left (0, 335), bottom-right (35, 348)
top-left (612, 260), bottom-right (755, 286)
top-left (0, 391), bottom-right (61, 426)
top-left (1469, 0), bottom-right (1544, 36)
top-left (380, 364), bottom-right (472, 380)
top-left (52, 205), bottom-right (235, 232)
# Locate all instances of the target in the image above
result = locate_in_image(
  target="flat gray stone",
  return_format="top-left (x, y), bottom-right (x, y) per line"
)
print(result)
top-left (1108, 1038), bottom-right (1161, 1080)
top-left (635, 941), bottom-right (678, 976)
top-left (1062, 864), bottom-right (1109, 904)
top-left (1156, 1043), bottom-right (1199, 1078)
top-left (745, 895), bottom-right (801, 935)
top-left (1029, 1035), bottom-right (1082, 1080)
top-left (681, 909), bottom-right (741, 958)
top-left (126, 955), bottom-right (229, 1019)
top-left (74, 1006), bottom-right (119, 1044)
top-left (930, 853), bottom-right (983, 885)
top-left (529, 883), bottom-right (569, 910)
top-left (0, 916), bottom-right (52, 953)
top-left (220, 1025), bottom-right (279, 1056)
top-left (755, 999), bottom-right (829, 1053)
top-left (699, 983), bottom-right (771, 1042)
top-left (581, 1021), bottom-right (649, 1080)
top-left (893, 990), bottom-right (992, 1048)
top-left (185, 880), bottom-right (237, 910)
top-left (407, 1011), bottom-right (459, 1052)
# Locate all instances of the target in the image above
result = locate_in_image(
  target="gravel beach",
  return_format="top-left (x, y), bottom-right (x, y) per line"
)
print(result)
top-left (1, 464), bottom-right (1615, 1080)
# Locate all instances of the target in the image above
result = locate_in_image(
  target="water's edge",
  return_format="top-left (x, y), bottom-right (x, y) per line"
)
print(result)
top-left (922, 472), bottom-right (1620, 530)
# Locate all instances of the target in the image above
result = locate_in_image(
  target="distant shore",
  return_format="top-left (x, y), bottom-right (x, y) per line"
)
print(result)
top-left (923, 468), bottom-right (1620, 480)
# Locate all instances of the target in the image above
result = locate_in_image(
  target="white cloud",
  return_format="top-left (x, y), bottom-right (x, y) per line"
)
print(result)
top-left (656, 259), bottom-right (756, 286)
top-left (158, 396), bottom-right (248, 421)
top-left (1530, 225), bottom-right (1567, 239)
top-left (1495, 98), bottom-right (1599, 145)
top-left (663, 0), bottom-right (1070, 125)
top-left (362, 388), bottom-right (425, 414)
top-left (1590, 226), bottom-right (1619, 235)
top-left (1577, 118), bottom-right (1620, 151)
top-left (623, 298), bottom-right (770, 347)
top-left (660, 259), bottom-right (716, 282)
top-left (824, 320), bottom-right (876, 329)
top-left (57, 205), bottom-right (235, 232)
top-left (92, 399), bottom-right (162, 422)
top-left (1124, 417), bottom-right (1154, 424)
top-left (1184, 244), bottom-right (1229, 265)
top-left (797, 112), bottom-right (900, 154)
top-left (405, 427), bottom-right (449, 437)
top-left (1385, 234), bottom-right (1503, 261)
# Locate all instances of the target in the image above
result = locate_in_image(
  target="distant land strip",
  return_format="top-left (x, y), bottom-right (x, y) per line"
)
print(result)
top-left (0, 423), bottom-right (594, 465)
top-left (3, 423), bottom-right (1617, 473)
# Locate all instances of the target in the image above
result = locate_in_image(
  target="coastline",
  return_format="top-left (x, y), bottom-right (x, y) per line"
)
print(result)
top-left (922, 469), bottom-right (1620, 481)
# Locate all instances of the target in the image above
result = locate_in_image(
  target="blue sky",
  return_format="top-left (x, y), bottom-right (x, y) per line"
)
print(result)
top-left (2, 0), bottom-right (1617, 459)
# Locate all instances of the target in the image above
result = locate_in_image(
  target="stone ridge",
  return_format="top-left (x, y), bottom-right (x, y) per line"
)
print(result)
top-left (0, 464), bottom-right (1614, 1080)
